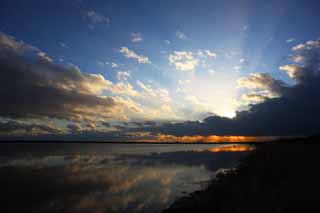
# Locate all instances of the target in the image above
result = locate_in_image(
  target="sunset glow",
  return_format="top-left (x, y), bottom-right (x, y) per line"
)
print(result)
top-left (138, 134), bottom-right (277, 143)
top-left (1, 0), bottom-right (320, 141)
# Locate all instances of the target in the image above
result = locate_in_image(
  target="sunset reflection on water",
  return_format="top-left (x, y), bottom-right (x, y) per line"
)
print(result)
top-left (207, 144), bottom-right (255, 152)
top-left (0, 143), bottom-right (253, 213)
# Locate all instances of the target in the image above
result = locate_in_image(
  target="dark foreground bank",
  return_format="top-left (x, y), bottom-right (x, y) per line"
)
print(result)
top-left (164, 136), bottom-right (320, 213)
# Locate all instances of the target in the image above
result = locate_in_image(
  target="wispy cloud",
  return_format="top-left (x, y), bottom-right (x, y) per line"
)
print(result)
top-left (131, 32), bottom-right (143, 43)
top-left (111, 62), bottom-right (118, 68)
top-left (169, 51), bottom-right (198, 71)
top-left (119, 47), bottom-right (151, 64)
top-left (117, 71), bottom-right (130, 81)
top-left (197, 50), bottom-right (217, 58)
top-left (242, 25), bottom-right (248, 31)
top-left (59, 42), bottom-right (69, 48)
top-left (286, 37), bottom-right (295, 43)
top-left (176, 30), bottom-right (188, 40)
top-left (82, 10), bottom-right (110, 28)
top-left (97, 61), bottom-right (109, 66)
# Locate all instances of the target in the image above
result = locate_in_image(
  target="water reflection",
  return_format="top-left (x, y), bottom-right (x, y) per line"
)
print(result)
top-left (0, 143), bottom-right (253, 213)
top-left (207, 144), bottom-right (255, 152)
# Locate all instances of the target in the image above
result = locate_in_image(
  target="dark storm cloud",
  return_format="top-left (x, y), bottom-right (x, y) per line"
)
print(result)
top-left (134, 39), bottom-right (320, 137)
top-left (0, 120), bottom-right (61, 135)
top-left (0, 32), bottom-right (118, 122)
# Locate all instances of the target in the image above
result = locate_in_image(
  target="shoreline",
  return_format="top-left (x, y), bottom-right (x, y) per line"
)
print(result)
top-left (163, 137), bottom-right (320, 212)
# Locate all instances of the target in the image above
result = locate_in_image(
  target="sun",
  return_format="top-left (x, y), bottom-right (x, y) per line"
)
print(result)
top-left (222, 110), bottom-right (236, 118)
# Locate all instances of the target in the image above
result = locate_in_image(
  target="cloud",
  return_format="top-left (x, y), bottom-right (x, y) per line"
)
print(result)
top-left (0, 120), bottom-right (62, 135)
top-left (67, 123), bottom-right (82, 133)
top-left (111, 82), bottom-right (141, 97)
top-left (111, 62), bottom-right (118, 68)
top-left (0, 32), bottom-right (122, 123)
top-left (169, 49), bottom-right (216, 72)
top-left (168, 51), bottom-right (199, 71)
top-left (59, 42), bottom-right (69, 48)
top-left (240, 91), bottom-right (275, 104)
top-left (83, 10), bottom-right (110, 27)
top-left (205, 50), bottom-right (217, 58)
top-left (97, 61), bottom-right (109, 66)
top-left (132, 39), bottom-right (320, 137)
top-left (119, 47), bottom-right (151, 64)
top-left (279, 64), bottom-right (301, 78)
top-left (131, 32), bottom-right (143, 43)
top-left (37, 51), bottom-right (53, 63)
top-left (238, 73), bottom-right (286, 97)
top-left (136, 81), bottom-right (171, 103)
top-left (176, 31), bottom-right (188, 40)
top-left (117, 71), bottom-right (130, 81)
top-left (197, 50), bottom-right (217, 58)
top-left (286, 38), bottom-right (295, 43)
top-left (281, 39), bottom-right (320, 81)
top-left (0, 31), bottom-right (177, 136)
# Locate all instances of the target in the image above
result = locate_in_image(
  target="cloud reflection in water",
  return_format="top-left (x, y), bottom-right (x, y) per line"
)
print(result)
top-left (0, 144), bottom-right (253, 213)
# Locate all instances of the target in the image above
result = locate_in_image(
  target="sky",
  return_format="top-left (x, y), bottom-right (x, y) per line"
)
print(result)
top-left (1, 0), bottom-right (320, 141)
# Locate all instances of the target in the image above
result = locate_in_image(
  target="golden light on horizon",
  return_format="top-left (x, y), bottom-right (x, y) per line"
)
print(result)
top-left (137, 134), bottom-right (277, 143)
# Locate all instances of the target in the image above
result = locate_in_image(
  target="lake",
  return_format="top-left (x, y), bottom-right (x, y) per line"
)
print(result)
top-left (0, 143), bottom-right (253, 213)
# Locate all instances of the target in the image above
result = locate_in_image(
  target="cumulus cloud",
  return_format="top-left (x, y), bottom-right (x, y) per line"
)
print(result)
top-left (132, 38), bottom-right (320, 137)
top-left (168, 51), bottom-right (199, 71)
top-left (279, 64), bottom-right (301, 78)
top-left (281, 39), bottom-right (320, 81)
top-left (169, 49), bottom-right (216, 72)
top-left (240, 91), bottom-right (276, 104)
top-left (131, 32), bottom-right (143, 43)
top-left (0, 32), bottom-right (182, 137)
top-left (119, 47), bottom-right (151, 64)
top-left (292, 40), bottom-right (320, 51)
top-left (0, 32), bottom-right (122, 123)
top-left (238, 73), bottom-right (286, 97)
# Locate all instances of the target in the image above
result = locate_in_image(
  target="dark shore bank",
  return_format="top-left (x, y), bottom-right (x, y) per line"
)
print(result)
top-left (164, 136), bottom-right (320, 213)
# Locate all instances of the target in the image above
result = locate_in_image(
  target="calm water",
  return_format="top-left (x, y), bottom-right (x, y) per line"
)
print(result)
top-left (0, 143), bottom-right (253, 213)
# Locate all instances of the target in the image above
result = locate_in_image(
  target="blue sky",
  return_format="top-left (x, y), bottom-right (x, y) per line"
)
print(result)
top-left (1, 0), bottom-right (320, 139)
